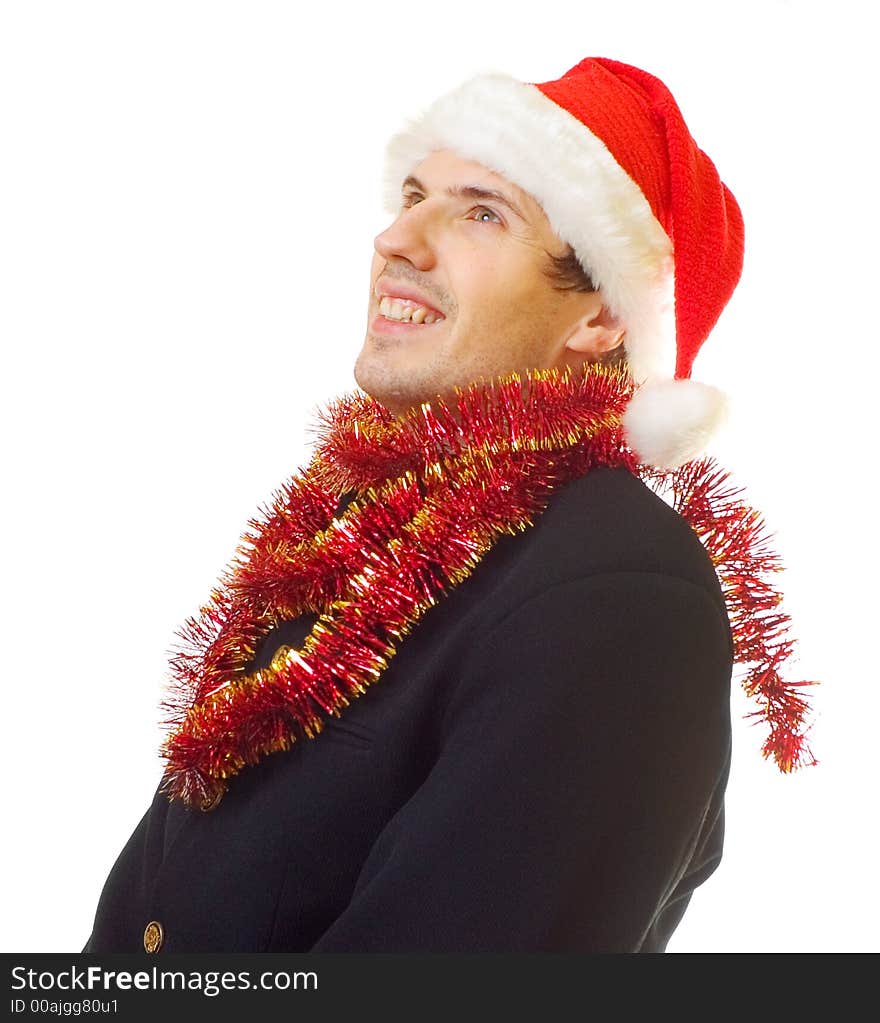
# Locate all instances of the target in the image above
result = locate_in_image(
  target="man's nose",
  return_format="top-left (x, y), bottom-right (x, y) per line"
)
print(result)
top-left (373, 204), bottom-right (436, 270)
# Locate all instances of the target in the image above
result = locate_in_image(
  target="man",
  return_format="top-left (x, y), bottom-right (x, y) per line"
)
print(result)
top-left (82, 57), bottom-right (812, 953)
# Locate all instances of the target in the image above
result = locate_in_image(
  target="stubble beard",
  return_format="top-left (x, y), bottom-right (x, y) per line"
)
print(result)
top-left (353, 331), bottom-right (443, 416)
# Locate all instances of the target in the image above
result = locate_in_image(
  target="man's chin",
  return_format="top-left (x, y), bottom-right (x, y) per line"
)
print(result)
top-left (353, 354), bottom-right (411, 414)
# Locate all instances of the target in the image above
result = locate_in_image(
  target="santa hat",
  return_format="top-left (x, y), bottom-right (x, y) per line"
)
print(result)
top-left (381, 57), bottom-right (745, 470)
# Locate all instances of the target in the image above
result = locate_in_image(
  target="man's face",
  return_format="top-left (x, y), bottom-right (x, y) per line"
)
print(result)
top-left (354, 149), bottom-right (615, 415)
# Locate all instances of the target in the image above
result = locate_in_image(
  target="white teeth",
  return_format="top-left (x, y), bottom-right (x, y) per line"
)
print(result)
top-left (378, 295), bottom-right (442, 324)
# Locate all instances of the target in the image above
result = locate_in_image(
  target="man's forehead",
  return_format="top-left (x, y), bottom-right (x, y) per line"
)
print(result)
top-left (411, 149), bottom-right (523, 195)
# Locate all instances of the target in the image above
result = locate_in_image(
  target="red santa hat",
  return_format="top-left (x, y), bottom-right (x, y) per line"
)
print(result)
top-left (381, 57), bottom-right (745, 470)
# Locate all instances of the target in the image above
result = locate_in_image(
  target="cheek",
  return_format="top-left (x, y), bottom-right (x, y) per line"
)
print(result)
top-left (448, 248), bottom-right (553, 333)
top-left (463, 281), bottom-right (544, 335)
top-left (455, 264), bottom-right (518, 321)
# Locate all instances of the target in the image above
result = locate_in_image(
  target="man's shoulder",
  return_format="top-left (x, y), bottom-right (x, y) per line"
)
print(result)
top-left (546, 465), bottom-right (711, 566)
top-left (487, 465), bottom-right (727, 618)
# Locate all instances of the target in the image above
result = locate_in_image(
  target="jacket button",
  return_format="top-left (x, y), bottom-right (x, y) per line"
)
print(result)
top-left (143, 920), bottom-right (164, 953)
top-left (200, 789), bottom-right (223, 812)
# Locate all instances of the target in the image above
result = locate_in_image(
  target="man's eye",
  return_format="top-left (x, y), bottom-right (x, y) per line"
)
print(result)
top-left (399, 195), bottom-right (501, 225)
top-left (470, 206), bottom-right (502, 225)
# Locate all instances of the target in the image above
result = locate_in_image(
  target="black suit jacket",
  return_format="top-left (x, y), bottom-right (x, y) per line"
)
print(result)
top-left (82, 466), bottom-right (733, 953)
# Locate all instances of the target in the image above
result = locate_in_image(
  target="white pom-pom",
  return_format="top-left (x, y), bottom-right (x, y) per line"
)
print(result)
top-left (621, 378), bottom-right (729, 470)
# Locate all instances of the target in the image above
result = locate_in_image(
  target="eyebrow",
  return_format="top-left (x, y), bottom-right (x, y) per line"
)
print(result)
top-left (401, 174), bottom-right (529, 223)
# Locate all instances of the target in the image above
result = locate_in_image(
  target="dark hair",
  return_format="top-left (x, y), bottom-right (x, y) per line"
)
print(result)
top-left (542, 243), bottom-right (627, 369)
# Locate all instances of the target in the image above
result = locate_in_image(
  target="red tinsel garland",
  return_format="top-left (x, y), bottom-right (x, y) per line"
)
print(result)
top-left (158, 362), bottom-right (817, 810)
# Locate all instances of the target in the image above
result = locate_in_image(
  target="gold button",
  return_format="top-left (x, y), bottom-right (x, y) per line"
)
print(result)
top-left (200, 788), bottom-right (223, 812)
top-left (143, 920), bottom-right (164, 953)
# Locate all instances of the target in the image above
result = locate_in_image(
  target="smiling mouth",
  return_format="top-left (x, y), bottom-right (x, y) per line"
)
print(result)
top-left (371, 311), bottom-right (443, 337)
top-left (371, 294), bottom-right (447, 337)
top-left (376, 295), bottom-right (445, 324)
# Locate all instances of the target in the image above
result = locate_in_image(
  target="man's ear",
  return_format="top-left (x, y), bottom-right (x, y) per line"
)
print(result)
top-left (564, 298), bottom-right (626, 359)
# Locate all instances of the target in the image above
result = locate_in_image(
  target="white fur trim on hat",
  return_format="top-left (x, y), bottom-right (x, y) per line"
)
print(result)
top-left (382, 70), bottom-right (676, 387)
top-left (621, 379), bottom-right (729, 470)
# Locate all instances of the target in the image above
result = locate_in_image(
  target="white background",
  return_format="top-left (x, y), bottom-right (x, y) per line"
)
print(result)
top-left (2, 0), bottom-right (876, 953)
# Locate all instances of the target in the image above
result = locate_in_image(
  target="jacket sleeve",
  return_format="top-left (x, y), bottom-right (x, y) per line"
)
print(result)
top-left (309, 570), bottom-right (733, 952)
